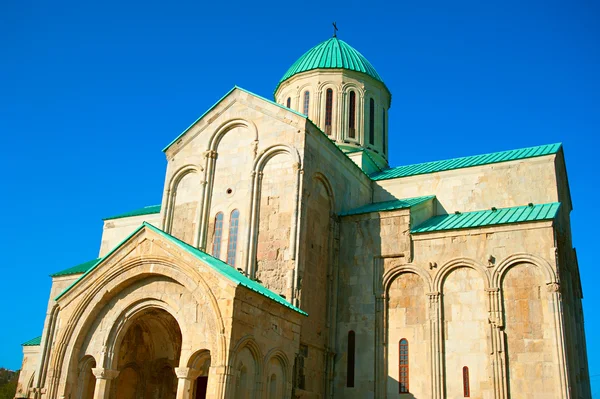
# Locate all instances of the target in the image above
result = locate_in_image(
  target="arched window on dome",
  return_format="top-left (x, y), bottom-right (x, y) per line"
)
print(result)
top-left (303, 91), bottom-right (310, 116)
top-left (348, 91), bottom-right (356, 139)
top-left (369, 99), bottom-right (375, 145)
top-left (463, 366), bottom-right (470, 397)
top-left (382, 109), bottom-right (386, 155)
top-left (212, 212), bottom-right (224, 258)
top-left (347, 331), bottom-right (355, 387)
top-left (227, 209), bottom-right (240, 266)
top-left (325, 89), bottom-right (333, 135)
top-left (399, 339), bottom-right (409, 393)
top-left (286, 97), bottom-right (291, 108)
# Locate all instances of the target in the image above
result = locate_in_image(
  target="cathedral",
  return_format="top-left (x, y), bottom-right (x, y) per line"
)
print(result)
top-left (16, 35), bottom-right (590, 399)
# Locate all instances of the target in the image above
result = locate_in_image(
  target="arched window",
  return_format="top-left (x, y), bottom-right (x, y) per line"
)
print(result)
top-left (212, 212), bottom-right (224, 258)
top-left (286, 97), bottom-right (291, 108)
top-left (399, 339), bottom-right (409, 393)
top-left (303, 91), bottom-right (310, 116)
top-left (382, 109), bottom-right (386, 154)
top-left (463, 366), bottom-right (470, 397)
top-left (227, 209), bottom-right (240, 266)
top-left (348, 91), bottom-right (356, 139)
top-left (369, 99), bottom-right (375, 145)
top-left (347, 331), bottom-right (355, 387)
top-left (325, 89), bottom-right (333, 135)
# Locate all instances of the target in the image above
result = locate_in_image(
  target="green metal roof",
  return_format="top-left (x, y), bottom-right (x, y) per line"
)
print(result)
top-left (55, 223), bottom-right (307, 316)
top-left (411, 202), bottom-right (561, 234)
top-left (279, 37), bottom-right (383, 83)
top-left (103, 205), bottom-right (161, 221)
top-left (275, 37), bottom-right (387, 94)
top-left (370, 143), bottom-right (562, 181)
top-left (22, 336), bottom-right (42, 346)
top-left (163, 86), bottom-right (307, 152)
top-left (340, 195), bottom-right (435, 217)
top-left (50, 258), bottom-right (100, 277)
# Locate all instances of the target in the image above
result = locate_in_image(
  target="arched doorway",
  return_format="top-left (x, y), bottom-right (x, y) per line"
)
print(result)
top-left (110, 308), bottom-right (182, 399)
top-left (188, 350), bottom-right (211, 399)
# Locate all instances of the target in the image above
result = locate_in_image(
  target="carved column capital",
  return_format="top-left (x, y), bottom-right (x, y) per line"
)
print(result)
top-left (91, 368), bottom-right (120, 380)
top-left (174, 367), bottom-right (201, 380)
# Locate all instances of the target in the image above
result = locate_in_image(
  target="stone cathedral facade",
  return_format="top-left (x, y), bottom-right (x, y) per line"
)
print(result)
top-left (16, 37), bottom-right (590, 399)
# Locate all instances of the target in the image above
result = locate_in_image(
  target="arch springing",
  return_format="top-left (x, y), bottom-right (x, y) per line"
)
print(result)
top-left (348, 91), bottom-right (356, 139)
top-left (227, 209), bottom-right (240, 266)
top-left (212, 212), bottom-right (224, 258)
top-left (325, 89), bottom-right (333, 135)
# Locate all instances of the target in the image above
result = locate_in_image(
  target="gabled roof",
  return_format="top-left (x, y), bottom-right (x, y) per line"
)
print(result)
top-left (55, 222), bottom-right (307, 316)
top-left (50, 258), bottom-right (100, 277)
top-left (370, 143), bottom-right (562, 181)
top-left (411, 202), bottom-right (561, 234)
top-left (340, 195), bottom-right (435, 217)
top-left (162, 86), bottom-right (307, 152)
top-left (103, 205), bottom-right (161, 221)
top-left (22, 336), bottom-right (41, 346)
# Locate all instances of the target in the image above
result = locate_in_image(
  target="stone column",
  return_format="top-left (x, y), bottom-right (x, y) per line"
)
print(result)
top-left (91, 368), bottom-right (119, 399)
top-left (486, 287), bottom-right (507, 399)
top-left (427, 292), bottom-right (442, 399)
top-left (175, 367), bottom-right (201, 399)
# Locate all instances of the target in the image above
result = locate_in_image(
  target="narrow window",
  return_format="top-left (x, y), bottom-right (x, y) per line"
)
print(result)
top-left (348, 91), bottom-right (356, 138)
top-left (227, 209), bottom-right (240, 266)
top-left (382, 109), bottom-right (386, 154)
top-left (399, 339), bottom-right (409, 393)
top-left (212, 212), bottom-right (224, 258)
top-left (369, 99), bottom-right (375, 145)
top-left (303, 91), bottom-right (310, 116)
top-left (286, 97), bottom-right (291, 108)
top-left (325, 89), bottom-right (333, 135)
top-left (347, 331), bottom-right (355, 387)
top-left (463, 366), bottom-right (470, 397)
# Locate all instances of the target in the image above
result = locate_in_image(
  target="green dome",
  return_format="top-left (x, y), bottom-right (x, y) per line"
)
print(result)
top-left (277, 37), bottom-right (385, 87)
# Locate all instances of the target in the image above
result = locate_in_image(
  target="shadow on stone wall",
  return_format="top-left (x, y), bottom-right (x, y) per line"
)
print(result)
top-left (387, 376), bottom-right (417, 399)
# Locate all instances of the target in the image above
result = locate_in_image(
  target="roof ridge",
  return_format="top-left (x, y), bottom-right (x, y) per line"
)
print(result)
top-left (371, 143), bottom-right (562, 181)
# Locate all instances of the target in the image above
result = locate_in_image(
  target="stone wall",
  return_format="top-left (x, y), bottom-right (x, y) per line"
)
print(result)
top-left (99, 212), bottom-right (161, 257)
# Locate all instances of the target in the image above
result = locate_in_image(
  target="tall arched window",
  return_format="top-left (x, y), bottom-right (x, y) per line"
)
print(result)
top-left (382, 109), bottom-right (386, 154)
top-left (325, 89), bottom-right (333, 135)
top-left (399, 339), bottom-right (409, 393)
top-left (463, 366), bottom-right (470, 397)
top-left (227, 209), bottom-right (240, 266)
top-left (348, 91), bottom-right (356, 138)
top-left (286, 97), bottom-right (291, 108)
top-left (303, 91), bottom-right (310, 116)
top-left (347, 331), bottom-right (355, 387)
top-left (369, 99), bottom-right (375, 145)
top-left (212, 212), bottom-right (224, 258)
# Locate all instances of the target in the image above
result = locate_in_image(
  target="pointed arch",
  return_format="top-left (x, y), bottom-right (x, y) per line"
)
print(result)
top-left (433, 257), bottom-right (491, 292)
top-left (492, 252), bottom-right (558, 287)
top-left (383, 264), bottom-right (433, 294)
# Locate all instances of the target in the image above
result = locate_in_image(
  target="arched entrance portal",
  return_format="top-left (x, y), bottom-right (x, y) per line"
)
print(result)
top-left (111, 308), bottom-right (182, 399)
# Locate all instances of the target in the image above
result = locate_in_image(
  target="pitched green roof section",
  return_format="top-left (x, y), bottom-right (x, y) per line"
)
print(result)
top-left (278, 38), bottom-right (384, 88)
top-left (411, 202), bottom-right (561, 234)
top-left (103, 205), bottom-right (161, 221)
top-left (22, 336), bottom-right (42, 346)
top-left (371, 143), bottom-right (562, 181)
top-left (55, 223), bottom-right (307, 316)
top-left (50, 258), bottom-right (100, 277)
top-left (340, 195), bottom-right (435, 217)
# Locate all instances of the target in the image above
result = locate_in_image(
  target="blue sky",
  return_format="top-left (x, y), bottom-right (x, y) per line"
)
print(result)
top-left (1, 0), bottom-right (599, 393)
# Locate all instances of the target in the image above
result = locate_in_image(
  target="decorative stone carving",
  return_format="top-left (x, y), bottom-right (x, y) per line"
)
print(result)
top-left (91, 368), bottom-right (120, 380)
top-left (547, 282), bottom-right (561, 293)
